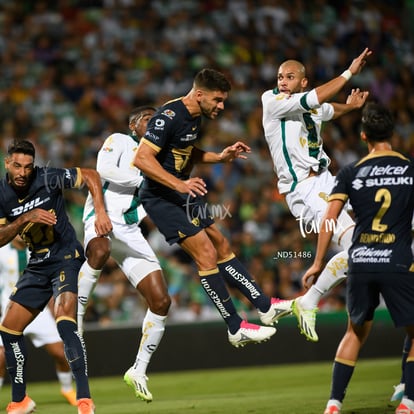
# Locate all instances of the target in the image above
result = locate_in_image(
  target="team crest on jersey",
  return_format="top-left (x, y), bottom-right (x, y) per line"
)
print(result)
top-left (102, 145), bottom-right (113, 152)
top-left (161, 109), bottom-right (176, 119)
top-left (318, 192), bottom-right (329, 202)
top-left (276, 93), bottom-right (290, 100)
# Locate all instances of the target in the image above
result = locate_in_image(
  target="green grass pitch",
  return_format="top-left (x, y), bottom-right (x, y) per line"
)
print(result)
top-left (1, 358), bottom-right (402, 413)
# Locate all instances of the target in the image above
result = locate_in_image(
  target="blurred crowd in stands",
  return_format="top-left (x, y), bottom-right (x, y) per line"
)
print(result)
top-left (0, 0), bottom-right (413, 327)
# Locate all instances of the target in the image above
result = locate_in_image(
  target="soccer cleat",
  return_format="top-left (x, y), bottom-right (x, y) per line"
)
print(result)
top-left (6, 395), bottom-right (36, 414)
top-left (323, 405), bottom-right (341, 414)
top-left (77, 398), bottom-right (95, 414)
top-left (124, 367), bottom-right (153, 402)
top-left (228, 320), bottom-right (276, 348)
top-left (391, 383), bottom-right (406, 401)
top-left (292, 298), bottom-right (319, 342)
top-left (61, 388), bottom-right (77, 406)
top-left (396, 403), bottom-right (414, 414)
top-left (259, 298), bottom-right (293, 325)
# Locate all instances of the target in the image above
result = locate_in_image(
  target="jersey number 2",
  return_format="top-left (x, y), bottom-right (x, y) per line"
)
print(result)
top-left (372, 188), bottom-right (391, 232)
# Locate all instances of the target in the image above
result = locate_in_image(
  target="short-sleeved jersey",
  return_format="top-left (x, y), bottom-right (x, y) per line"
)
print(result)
top-left (262, 88), bottom-right (334, 194)
top-left (83, 132), bottom-right (146, 225)
top-left (140, 98), bottom-right (202, 194)
top-left (329, 150), bottom-right (414, 273)
top-left (0, 166), bottom-right (83, 263)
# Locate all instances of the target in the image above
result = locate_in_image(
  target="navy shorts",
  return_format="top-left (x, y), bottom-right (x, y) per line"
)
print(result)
top-left (347, 271), bottom-right (414, 327)
top-left (10, 254), bottom-right (84, 311)
top-left (140, 189), bottom-right (214, 245)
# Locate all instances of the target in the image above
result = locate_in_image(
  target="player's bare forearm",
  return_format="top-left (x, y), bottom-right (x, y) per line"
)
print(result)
top-left (0, 221), bottom-right (24, 247)
top-left (80, 168), bottom-right (112, 235)
top-left (134, 142), bottom-right (184, 190)
top-left (80, 169), bottom-right (106, 215)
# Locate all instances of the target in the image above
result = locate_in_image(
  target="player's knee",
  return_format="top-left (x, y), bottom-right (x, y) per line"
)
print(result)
top-left (86, 238), bottom-right (110, 267)
top-left (150, 293), bottom-right (171, 315)
top-left (197, 244), bottom-right (219, 268)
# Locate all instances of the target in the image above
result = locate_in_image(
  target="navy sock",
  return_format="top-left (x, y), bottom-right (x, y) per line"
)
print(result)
top-left (199, 269), bottom-right (242, 334)
top-left (57, 318), bottom-right (90, 399)
top-left (400, 335), bottom-right (411, 383)
top-left (405, 359), bottom-right (414, 401)
top-left (0, 329), bottom-right (27, 402)
top-left (330, 359), bottom-right (355, 402)
top-left (218, 255), bottom-right (270, 312)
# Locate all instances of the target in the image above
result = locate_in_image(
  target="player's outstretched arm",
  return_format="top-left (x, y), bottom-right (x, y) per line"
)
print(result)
top-left (315, 47), bottom-right (372, 105)
top-left (192, 141), bottom-right (251, 164)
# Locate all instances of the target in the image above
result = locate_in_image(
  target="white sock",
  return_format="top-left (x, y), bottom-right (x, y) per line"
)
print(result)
top-left (327, 399), bottom-right (342, 409)
top-left (56, 370), bottom-right (73, 392)
top-left (300, 250), bottom-right (348, 310)
top-left (0, 376), bottom-right (4, 389)
top-left (77, 261), bottom-right (102, 334)
top-left (133, 309), bottom-right (167, 376)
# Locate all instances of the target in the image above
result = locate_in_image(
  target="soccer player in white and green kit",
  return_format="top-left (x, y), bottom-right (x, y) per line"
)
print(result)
top-left (261, 48), bottom-right (371, 341)
top-left (78, 106), bottom-right (171, 403)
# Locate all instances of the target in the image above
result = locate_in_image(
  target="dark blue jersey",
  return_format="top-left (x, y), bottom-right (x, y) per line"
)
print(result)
top-left (0, 166), bottom-right (84, 263)
top-left (140, 98), bottom-right (202, 192)
top-left (330, 150), bottom-right (414, 273)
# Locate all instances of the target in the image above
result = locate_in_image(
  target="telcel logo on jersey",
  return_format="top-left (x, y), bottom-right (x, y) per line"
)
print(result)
top-left (11, 196), bottom-right (50, 216)
top-left (353, 164), bottom-right (412, 189)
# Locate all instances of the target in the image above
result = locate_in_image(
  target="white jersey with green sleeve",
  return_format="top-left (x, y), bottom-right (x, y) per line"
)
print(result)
top-left (261, 88), bottom-right (334, 194)
top-left (83, 133), bottom-right (146, 225)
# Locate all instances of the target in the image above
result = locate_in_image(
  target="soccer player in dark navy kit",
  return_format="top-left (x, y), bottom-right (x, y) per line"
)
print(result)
top-left (301, 103), bottom-right (414, 414)
top-left (134, 68), bottom-right (289, 348)
top-left (0, 140), bottom-right (112, 414)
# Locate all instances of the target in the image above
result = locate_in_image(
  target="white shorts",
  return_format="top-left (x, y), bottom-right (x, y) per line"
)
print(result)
top-left (0, 306), bottom-right (61, 348)
top-left (84, 218), bottom-right (161, 287)
top-left (285, 170), bottom-right (355, 247)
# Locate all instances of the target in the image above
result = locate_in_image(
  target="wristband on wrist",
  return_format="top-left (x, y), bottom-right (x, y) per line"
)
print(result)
top-left (341, 69), bottom-right (352, 81)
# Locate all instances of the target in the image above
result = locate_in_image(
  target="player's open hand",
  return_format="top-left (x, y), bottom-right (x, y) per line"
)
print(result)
top-left (348, 47), bottom-right (372, 75)
top-left (219, 141), bottom-right (251, 163)
top-left (346, 88), bottom-right (370, 109)
top-left (25, 208), bottom-right (57, 225)
top-left (176, 177), bottom-right (207, 197)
